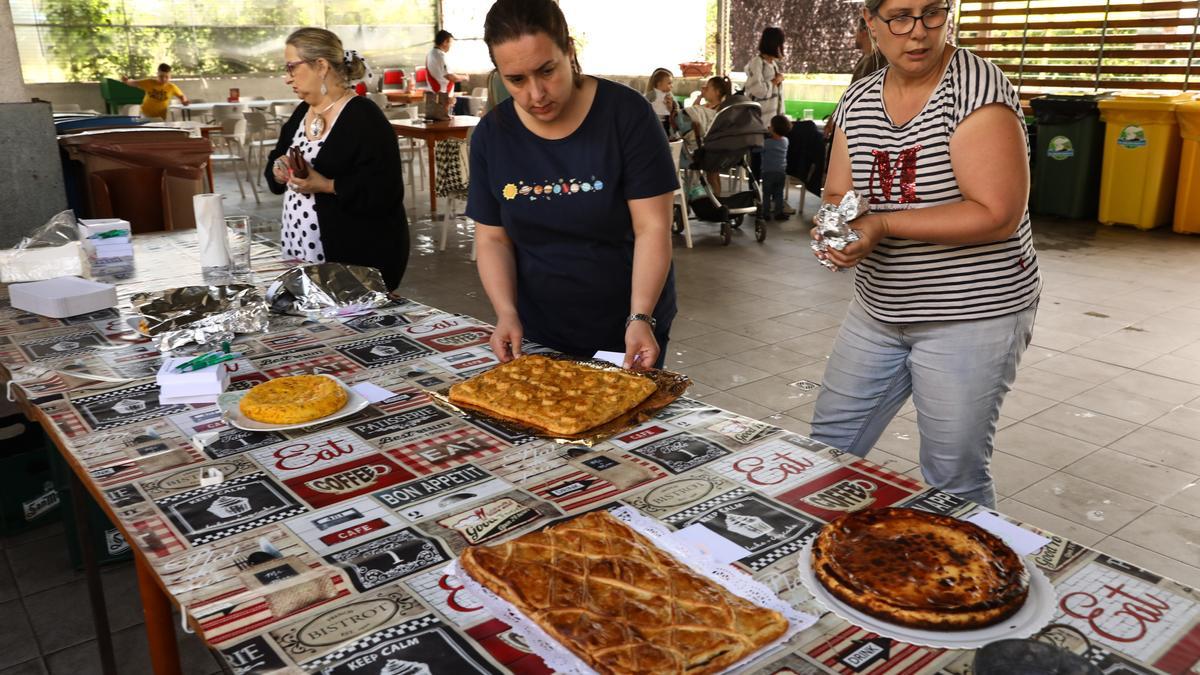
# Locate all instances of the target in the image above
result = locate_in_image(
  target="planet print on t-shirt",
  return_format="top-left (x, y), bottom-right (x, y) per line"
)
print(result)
top-left (499, 178), bottom-right (607, 202)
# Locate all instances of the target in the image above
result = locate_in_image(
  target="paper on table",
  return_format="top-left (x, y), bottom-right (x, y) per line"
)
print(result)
top-left (592, 350), bottom-right (625, 367)
top-left (966, 511), bottom-right (1051, 556)
top-left (350, 381), bottom-right (397, 403)
top-left (672, 524), bottom-right (754, 565)
top-left (193, 193), bottom-right (230, 268)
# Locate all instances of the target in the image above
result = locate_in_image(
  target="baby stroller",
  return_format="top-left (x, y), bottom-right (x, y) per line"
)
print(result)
top-left (679, 96), bottom-right (766, 245)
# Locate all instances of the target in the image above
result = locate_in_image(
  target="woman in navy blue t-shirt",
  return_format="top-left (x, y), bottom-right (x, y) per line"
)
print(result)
top-left (466, 0), bottom-right (678, 370)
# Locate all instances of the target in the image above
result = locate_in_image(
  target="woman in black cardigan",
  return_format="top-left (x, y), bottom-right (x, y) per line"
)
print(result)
top-left (265, 27), bottom-right (409, 290)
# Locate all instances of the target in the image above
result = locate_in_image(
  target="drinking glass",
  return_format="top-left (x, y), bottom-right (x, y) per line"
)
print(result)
top-left (224, 216), bottom-right (252, 276)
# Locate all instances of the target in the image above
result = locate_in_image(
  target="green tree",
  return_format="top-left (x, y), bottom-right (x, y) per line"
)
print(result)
top-left (42, 0), bottom-right (128, 82)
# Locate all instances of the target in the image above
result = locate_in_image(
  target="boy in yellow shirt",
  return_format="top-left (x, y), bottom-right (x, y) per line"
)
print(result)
top-left (124, 63), bottom-right (189, 119)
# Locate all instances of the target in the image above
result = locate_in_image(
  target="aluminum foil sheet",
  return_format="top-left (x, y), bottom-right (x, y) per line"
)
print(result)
top-left (130, 285), bottom-right (268, 351)
top-left (266, 264), bottom-right (390, 318)
top-left (811, 190), bottom-right (869, 270)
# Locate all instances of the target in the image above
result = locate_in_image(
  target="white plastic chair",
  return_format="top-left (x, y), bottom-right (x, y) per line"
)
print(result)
top-left (784, 176), bottom-right (809, 216)
top-left (210, 118), bottom-right (260, 203)
top-left (269, 101), bottom-right (297, 128)
top-left (667, 139), bottom-right (692, 248)
top-left (209, 103), bottom-right (244, 125)
top-left (243, 112), bottom-right (277, 183)
top-left (118, 104), bottom-right (141, 117)
top-left (392, 106), bottom-right (427, 204)
top-left (434, 138), bottom-right (472, 255)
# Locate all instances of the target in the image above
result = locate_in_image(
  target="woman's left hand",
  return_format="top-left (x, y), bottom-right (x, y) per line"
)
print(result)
top-left (288, 167), bottom-right (334, 195)
top-left (813, 213), bottom-right (889, 270)
top-left (623, 320), bottom-right (659, 371)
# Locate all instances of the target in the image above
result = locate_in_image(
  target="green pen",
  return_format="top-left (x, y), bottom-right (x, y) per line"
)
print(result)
top-left (176, 352), bottom-right (240, 373)
top-left (175, 341), bottom-right (236, 372)
top-left (89, 229), bottom-right (127, 239)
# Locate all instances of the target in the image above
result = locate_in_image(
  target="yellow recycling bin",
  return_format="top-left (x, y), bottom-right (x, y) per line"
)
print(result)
top-left (1175, 98), bottom-right (1200, 234)
top-left (1097, 93), bottom-right (1188, 229)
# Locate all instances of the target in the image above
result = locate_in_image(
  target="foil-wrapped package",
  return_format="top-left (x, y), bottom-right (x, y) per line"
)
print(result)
top-left (811, 191), bottom-right (869, 270)
top-left (131, 285), bottom-right (268, 351)
top-left (266, 263), bottom-right (390, 318)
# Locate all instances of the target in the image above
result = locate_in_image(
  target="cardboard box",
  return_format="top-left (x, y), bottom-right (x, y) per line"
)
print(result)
top-left (10, 276), bottom-right (117, 318)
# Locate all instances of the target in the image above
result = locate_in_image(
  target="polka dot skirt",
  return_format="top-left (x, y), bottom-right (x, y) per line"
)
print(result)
top-left (281, 123), bottom-right (326, 263)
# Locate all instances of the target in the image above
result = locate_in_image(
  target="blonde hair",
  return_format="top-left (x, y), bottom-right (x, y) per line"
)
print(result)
top-left (645, 68), bottom-right (673, 98)
top-left (286, 27), bottom-right (366, 83)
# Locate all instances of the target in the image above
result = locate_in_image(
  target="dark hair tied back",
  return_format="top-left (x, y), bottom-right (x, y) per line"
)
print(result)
top-left (707, 75), bottom-right (732, 100)
top-left (484, 0), bottom-right (582, 87)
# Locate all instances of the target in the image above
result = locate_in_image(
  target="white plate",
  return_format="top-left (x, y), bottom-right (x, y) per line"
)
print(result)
top-left (797, 538), bottom-right (1057, 650)
top-left (126, 316), bottom-right (150, 336)
top-left (217, 375), bottom-right (369, 431)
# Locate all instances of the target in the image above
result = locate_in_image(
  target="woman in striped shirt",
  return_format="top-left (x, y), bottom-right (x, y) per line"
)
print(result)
top-left (809, 0), bottom-right (1040, 508)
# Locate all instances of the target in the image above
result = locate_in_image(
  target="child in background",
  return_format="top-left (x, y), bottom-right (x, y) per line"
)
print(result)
top-left (684, 74), bottom-right (732, 196)
top-left (645, 68), bottom-right (679, 137)
top-left (761, 114), bottom-right (791, 220)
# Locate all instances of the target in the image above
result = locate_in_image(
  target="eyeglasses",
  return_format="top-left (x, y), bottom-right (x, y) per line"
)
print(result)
top-left (283, 60), bottom-right (308, 76)
top-left (877, 7), bottom-right (951, 36)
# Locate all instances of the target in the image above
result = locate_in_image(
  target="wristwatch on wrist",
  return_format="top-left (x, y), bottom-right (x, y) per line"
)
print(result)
top-left (625, 313), bottom-right (656, 329)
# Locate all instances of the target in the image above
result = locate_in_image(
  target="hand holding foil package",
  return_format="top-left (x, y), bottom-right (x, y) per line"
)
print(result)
top-left (266, 263), bottom-right (390, 318)
top-left (811, 191), bottom-right (869, 271)
top-left (131, 285), bottom-right (268, 350)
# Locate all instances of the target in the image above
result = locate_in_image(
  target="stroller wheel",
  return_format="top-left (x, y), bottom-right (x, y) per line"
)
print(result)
top-left (731, 214), bottom-right (745, 229)
top-left (755, 218), bottom-right (767, 243)
top-left (720, 221), bottom-right (732, 246)
top-left (672, 204), bottom-right (684, 234)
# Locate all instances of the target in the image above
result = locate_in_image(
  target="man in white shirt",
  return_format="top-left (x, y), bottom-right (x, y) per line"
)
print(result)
top-left (425, 30), bottom-right (462, 94)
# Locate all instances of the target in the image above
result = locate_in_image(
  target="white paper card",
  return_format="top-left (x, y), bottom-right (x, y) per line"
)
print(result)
top-left (592, 350), bottom-right (625, 367)
top-left (671, 524), bottom-right (754, 565)
top-left (350, 381), bottom-right (397, 404)
top-left (966, 511), bottom-right (1051, 556)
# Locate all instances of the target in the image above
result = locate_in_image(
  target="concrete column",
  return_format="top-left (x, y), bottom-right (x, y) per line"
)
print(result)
top-left (0, 0), bottom-right (28, 103)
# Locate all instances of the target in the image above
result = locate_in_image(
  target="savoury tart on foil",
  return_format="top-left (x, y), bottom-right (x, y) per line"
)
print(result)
top-left (812, 507), bottom-right (1029, 630)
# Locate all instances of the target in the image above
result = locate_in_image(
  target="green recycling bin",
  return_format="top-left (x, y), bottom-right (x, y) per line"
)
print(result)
top-left (1030, 93), bottom-right (1110, 219)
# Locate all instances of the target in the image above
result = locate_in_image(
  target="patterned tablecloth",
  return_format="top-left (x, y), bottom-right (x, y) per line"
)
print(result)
top-left (1, 232), bottom-right (1197, 675)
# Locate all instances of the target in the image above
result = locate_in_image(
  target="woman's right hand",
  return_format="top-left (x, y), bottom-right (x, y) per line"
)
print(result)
top-left (272, 155), bottom-right (291, 184)
top-left (490, 312), bottom-right (524, 362)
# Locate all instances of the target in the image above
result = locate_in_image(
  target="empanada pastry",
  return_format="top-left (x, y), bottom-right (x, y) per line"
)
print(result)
top-left (460, 511), bottom-right (788, 675)
top-left (449, 355), bottom-right (656, 435)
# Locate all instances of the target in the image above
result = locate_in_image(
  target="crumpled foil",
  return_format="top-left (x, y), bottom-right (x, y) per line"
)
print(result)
top-left (811, 190), bottom-right (869, 270)
top-left (266, 264), bottom-right (390, 318)
top-left (130, 285), bottom-right (268, 351)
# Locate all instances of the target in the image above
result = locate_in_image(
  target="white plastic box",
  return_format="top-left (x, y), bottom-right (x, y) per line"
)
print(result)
top-left (9, 276), bottom-right (117, 318)
top-left (156, 357), bottom-right (231, 404)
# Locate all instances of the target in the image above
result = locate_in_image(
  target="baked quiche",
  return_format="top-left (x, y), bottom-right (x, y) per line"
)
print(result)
top-left (812, 507), bottom-right (1028, 630)
top-left (460, 511), bottom-right (788, 675)
top-left (238, 375), bottom-right (348, 425)
top-left (448, 355), bottom-right (657, 436)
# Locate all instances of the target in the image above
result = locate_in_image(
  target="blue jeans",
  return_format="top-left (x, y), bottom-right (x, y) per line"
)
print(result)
top-left (761, 171), bottom-right (785, 218)
top-left (810, 298), bottom-right (1037, 508)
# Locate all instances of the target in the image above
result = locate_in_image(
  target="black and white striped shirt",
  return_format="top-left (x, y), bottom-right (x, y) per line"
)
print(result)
top-left (833, 48), bottom-right (1041, 323)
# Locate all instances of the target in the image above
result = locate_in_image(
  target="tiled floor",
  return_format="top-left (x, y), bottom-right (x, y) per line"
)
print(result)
top-left (5, 163), bottom-right (1200, 673)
